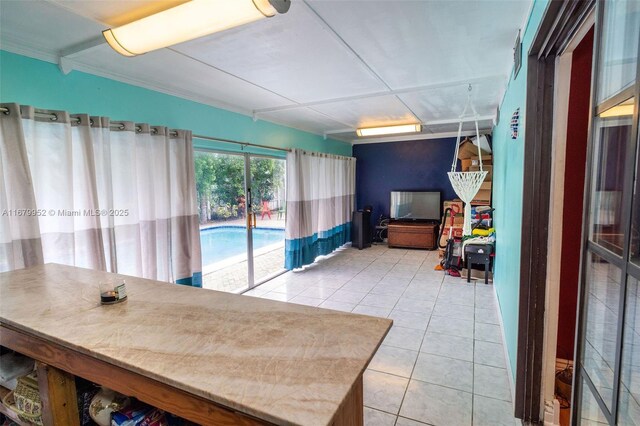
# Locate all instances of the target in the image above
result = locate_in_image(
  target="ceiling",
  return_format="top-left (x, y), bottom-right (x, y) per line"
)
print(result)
top-left (0, 0), bottom-right (532, 143)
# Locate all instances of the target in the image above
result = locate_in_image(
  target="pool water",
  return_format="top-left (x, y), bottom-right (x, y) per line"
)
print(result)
top-left (200, 226), bottom-right (284, 266)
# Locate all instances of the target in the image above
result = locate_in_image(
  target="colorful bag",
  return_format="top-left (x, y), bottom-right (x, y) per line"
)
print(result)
top-left (111, 401), bottom-right (167, 426)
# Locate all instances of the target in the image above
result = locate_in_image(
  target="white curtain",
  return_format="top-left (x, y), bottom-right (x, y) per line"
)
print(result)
top-left (285, 149), bottom-right (355, 269)
top-left (0, 103), bottom-right (202, 286)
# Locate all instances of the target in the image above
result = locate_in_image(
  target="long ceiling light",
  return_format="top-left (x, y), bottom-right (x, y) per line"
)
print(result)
top-left (356, 124), bottom-right (423, 137)
top-left (103, 0), bottom-right (291, 57)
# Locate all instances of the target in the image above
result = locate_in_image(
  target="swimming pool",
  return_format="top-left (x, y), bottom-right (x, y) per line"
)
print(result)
top-left (200, 226), bottom-right (284, 266)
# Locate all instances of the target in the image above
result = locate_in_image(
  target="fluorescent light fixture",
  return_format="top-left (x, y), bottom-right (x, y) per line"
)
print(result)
top-left (103, 0), bottom-right (290, 56)
top-left (356, 124), bottom-right (422, 137)
top-left (599, 98), bottom-right (635, 118)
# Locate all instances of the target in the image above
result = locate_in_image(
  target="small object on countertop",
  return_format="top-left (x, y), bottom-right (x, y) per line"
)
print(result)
top-left (99, 280), bottom-right (128, 305)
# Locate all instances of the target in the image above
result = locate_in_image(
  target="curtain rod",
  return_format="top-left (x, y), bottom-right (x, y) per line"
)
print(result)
top-left (0, 107), bottom-right (291, 153)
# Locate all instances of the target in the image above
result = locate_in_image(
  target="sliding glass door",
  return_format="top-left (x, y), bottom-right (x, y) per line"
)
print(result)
top-left (575, 1), bottom-right (640, 424)
top-left (248, 155), bottom-right (287, 285)
top-left (194, 150), bottom-right (286, 292)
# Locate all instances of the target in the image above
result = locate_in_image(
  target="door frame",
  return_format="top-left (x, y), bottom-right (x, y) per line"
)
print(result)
top-left (515, 0), bottom-right (595, 421)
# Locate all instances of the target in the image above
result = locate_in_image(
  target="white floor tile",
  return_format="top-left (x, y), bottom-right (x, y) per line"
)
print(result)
top-left (388, 309), bottom-right (432, 330)
top-left (473, 395), bottom-right (519, 426)
top-left (474, 340), bottom-right (507, 368)
top-left (353, 305), bottom-right (393, 318)
top-left (474, 322), bottom-right (502, 343)
top-left (399, 380), bottom-right (472, 426)
top-left (363, 370), bottom-right (409, 414)
top-left (383, 326), bottom-right (425, 352)
top-left (368, 345), bottom-right (418, 378)
top-left (394, 297), bottom-right (435, 313)
top-left (474, 364), bottom-right (512, 402)
top-left (328, 289), bottom-right (367, 304)
top-left (427, 315), bottom-right (474, 338)
top-left (289, 295), bottom-right (324, 307)
top-left (412, 353), bottom-right (474, 392)
top-left (364, 407), bottom-right (397, 426)
top-left (361, 293), bottom-right (402, 309)
top-left (432, 302), bottom-right (475, 321)
top-left (298, 286), bottom-right (336, 299)
top-left (319, 300), bottom-right (356, 312)
top-left (420, 331), bottom-right (474, 362)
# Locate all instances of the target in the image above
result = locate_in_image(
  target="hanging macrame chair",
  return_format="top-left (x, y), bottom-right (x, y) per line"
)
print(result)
top-left (448, 86), bottom-right (488, 236)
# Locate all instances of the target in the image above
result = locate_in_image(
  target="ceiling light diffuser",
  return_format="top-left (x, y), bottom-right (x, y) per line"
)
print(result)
top-left (103, 0), bottom-right (291, 57)
top-left (356, 124), bottom-right (422, 137)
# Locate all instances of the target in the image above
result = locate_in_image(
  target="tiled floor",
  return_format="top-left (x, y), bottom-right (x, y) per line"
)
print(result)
top-left (243, 244), bottom-right (519, 426)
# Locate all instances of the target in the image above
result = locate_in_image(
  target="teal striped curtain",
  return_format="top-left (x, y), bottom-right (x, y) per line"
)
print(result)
top-left (284, 149), bottom-right (355, 270)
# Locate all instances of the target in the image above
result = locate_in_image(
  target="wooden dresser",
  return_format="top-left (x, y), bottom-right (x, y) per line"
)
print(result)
top-left (388, 222), bottom-right (438, 250)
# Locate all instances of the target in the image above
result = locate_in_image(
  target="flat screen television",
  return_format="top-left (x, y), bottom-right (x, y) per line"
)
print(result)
top-left (390, 191), bottom-right (440, 221)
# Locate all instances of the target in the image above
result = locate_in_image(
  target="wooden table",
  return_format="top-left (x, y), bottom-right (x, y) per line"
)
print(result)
top-left (0, 264), bottom-right (391, 426)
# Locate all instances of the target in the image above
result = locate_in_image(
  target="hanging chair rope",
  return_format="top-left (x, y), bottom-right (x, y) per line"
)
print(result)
top-left (447, 85), bottom-right (488, 236)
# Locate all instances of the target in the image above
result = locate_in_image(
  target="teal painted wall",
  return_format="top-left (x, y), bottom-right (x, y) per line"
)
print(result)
top-left (492, 0), bottom-right (548, 379)
top-left (0, 50), bottom-right (351, 157)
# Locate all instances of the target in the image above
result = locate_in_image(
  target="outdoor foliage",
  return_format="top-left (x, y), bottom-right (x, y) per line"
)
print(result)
top-left (194, 153), bottom-right (285, 223)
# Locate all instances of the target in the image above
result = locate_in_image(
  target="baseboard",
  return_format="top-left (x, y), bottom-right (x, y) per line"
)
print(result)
top-left (492, 286), bottom-right (518, 414)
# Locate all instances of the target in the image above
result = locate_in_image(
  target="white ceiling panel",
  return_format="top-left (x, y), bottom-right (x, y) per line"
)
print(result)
top-left (398, 76), bottom-right (505, 122)
top-left (70, 44), bottom-right (293, 111)
top-left (258, 107), bottom-right (350, 135)
top-left (173, 3), bottom-right (388, 103)
top-left (307, 0), bottom-right (530, 90)
top-left (0, 0), bottom-right (103, 56)
top-left (310, 95), bottom-right (416, 128)
top-left (1, 0), bottom-right (532, 141)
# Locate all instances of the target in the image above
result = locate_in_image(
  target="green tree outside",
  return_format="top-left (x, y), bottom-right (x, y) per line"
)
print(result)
top-left (194, 152), bottom-right (285, 224)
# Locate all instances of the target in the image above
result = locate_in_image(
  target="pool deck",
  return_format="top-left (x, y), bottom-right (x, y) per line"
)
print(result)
top-left (202, 246), bottom-right (285, 293)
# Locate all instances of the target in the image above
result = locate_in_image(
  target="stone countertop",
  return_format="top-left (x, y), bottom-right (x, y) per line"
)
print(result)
top-left (0, 264), bottom-right (391, 426)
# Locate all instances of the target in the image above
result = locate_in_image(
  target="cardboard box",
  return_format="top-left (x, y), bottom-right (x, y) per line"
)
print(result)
top-left (471, 155), bottom-right (492, 166)
top-left (443, 199), bottom-right (464, 216)
top-left (458, 140), bottom-right (491, 160)
top-left (469, 165), bottom-right (493, 181)
top-left (461, 159), bottom-right (472, 171)
top-left (479, 181), bottom-right (492, 191)
top-left (440, 226), bottom-right (464, 247)
top-left (471, 189), bottom-right (492, 205)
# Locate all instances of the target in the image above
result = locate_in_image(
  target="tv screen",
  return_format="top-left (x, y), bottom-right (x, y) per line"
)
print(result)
top-left (390, 191), bottom-right (440, 221)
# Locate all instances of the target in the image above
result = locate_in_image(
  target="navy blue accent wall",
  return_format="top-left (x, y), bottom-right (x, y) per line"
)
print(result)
top-left (353, 137), bottom-right (458, 222)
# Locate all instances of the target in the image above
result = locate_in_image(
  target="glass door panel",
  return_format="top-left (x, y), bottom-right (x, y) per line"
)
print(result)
top-left (588, 99), bottom-right (634, 256)
top-left (581, 253), bottom-right (622, 411)
top-left (618, 276), bottom-right (640, 424)
top-left (577, 2), bottom-right (640, 423)
top-left (195, 151), bottom-right (249, 293)
top-left (248, 155), bottom-right (287, 284)
top-left (579, 377), bottom-right (610, 424)
top-left (596, 0), bottom-right (640, 104)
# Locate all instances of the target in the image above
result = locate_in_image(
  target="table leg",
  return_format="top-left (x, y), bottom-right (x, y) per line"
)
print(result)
top-left (331, 376), bottom-right (363, 425)
top-left (467, 255), bottom-right (472, 283)
top-left (485, 260), bottom-right (489, 285)
top-left (36, 361), bottom-right (80, 426)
